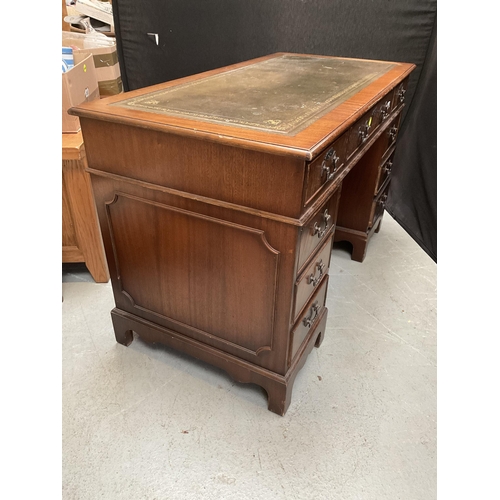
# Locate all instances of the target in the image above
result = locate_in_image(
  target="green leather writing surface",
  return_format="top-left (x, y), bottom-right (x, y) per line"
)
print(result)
top-left (114, 55), bottom-right (394, 135)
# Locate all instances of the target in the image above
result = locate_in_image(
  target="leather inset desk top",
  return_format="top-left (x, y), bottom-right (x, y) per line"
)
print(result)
top-left (112, 55), bottom-right (394, 135)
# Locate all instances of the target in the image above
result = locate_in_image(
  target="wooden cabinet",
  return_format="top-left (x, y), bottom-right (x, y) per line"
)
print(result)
top-left (71, 53), bottom-right (414, 414)
top-left (62, 132), bottom-right (109, 283)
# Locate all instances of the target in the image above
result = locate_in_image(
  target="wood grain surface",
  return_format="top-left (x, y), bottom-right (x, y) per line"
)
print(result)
top-left (62, 134), bottom-right (109, 282)
top-left (70, 53), bottom-right (415, 160)
top-left (76, 53), bottom-right (415, 413)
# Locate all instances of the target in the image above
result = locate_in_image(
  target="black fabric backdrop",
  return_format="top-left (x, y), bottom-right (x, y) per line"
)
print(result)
top-left (112, 0), bottom-right (437, 261)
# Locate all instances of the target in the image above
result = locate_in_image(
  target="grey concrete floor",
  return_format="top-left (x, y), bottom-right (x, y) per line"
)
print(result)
top-left (62, 213), bottom-right (436, 500)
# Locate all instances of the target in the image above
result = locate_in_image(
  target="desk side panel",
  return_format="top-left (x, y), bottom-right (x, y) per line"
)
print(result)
top-left (90, 173), bottom-right (299, 375)
top-left (81, 117), bottom-right (305, 219)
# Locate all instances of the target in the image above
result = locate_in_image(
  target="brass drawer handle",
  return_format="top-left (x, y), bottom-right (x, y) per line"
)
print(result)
top-left (389, 125), bottom-right (398, 142)
top-left (324, 147), bottom-right (335, 162)
top-left (313, 209), bottom-right (331, 239)
top-left (358, 115), bottom-right (373, 143)
top-left (358, 122), bottom-right (372, 143)
top-left (321, 149), bottom-right (340, 182)
top-left (303, 302), bottom-right (321, 328)
top-left (321, 161), bottom-right (335, 182)
top-left (383, 160), bottom-right (393, 174)
top-left (380, 100), bottom-right (391, 121)
top-left (307, 260), bottom-right (326, 287)
top-left (398, 87), bottom-right (406, 103)
top-left (377, 193), bottom-right (388, 206)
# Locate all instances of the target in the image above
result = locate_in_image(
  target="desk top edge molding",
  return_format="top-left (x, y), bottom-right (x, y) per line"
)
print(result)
top-left (70, 53), bottom-right (415, 161)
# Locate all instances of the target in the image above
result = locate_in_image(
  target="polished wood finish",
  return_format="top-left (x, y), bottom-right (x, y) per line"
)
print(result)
top-left (294, 235), bottom-right (333, 322)
top-left (72, 53), bottom-right (414, 159)
top-left (296, 189), bottom-right (341, 272)
top-left (62, 132), bottom-right (109, 283)
top-left (71, 53), bottom-right (415, 414)
top-left (335, 76), bottom-right (409, 262)
top-left (375, 148), bottom-right (396, 194)
top-left (291, 277), bottom-right (329, 361)
top-left (79, 120), bottom-right (306, 219)
top-left (304, 134), bottom-right (347, 207)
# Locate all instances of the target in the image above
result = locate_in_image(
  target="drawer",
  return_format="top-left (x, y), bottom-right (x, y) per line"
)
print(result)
top-left (291, 276), bottom-right (328, 359)
top-left (392, 78), bottom-right (409, 111)
top-left (378, 113), bottom-right (401, 159)
top-left (293, 234), bottom-right (333, 321)
top-left (346, 105), bottom-right (377, 160)
top-left (290, 276), bottom-right (329, 361)
top-left (375, 148), bottom-right (395, 196)
top-left (369, 178), bottom-right (391, 229)
top-left (297, 187), bottom-right (341, 272)
top-left (304, 133), bottom-right (348, 206)
top-left (372, 93), bottom-right (395, 129)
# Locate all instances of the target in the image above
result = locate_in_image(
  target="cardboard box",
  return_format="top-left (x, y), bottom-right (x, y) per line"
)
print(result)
top-left (62, 32), bottom-right (123, 97)
top-left (62, 54), bottom-right (100, 133)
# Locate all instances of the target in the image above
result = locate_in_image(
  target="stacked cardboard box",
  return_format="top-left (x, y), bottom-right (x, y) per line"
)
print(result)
top-left (62, 32), bottom-right (123, 98)
top-left (62, 54), bottom-right (100, 133)
top-left (62, 3), bottom-right (122, 132)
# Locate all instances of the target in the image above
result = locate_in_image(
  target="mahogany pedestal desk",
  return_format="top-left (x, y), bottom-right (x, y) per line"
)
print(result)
top-left (62, 132), bottom-right (109, 283)
top-left (71, 53), bottom-right (415, 415)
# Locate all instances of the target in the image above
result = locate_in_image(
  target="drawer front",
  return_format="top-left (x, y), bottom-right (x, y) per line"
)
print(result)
top-left (304, 133), bottom-right (347, 206)
top-left (369, 179), bottom-right (391, 228)
top-left (346, 106), bottom-right (377, 160)
top-left (392, 78), bottom-right (409, 111)
top-left (378, 113), bottom-right (401, 159)
top-left (290, 277), bottom-right (329, 360)
top-left (375, 149), bottom-right (395, 196)
top-left (373, 93), bottom-right (395, 129)
top-left (297, 187), bottom-right (341, 272)
top-left (293, 234), bottom-right (333, 321)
